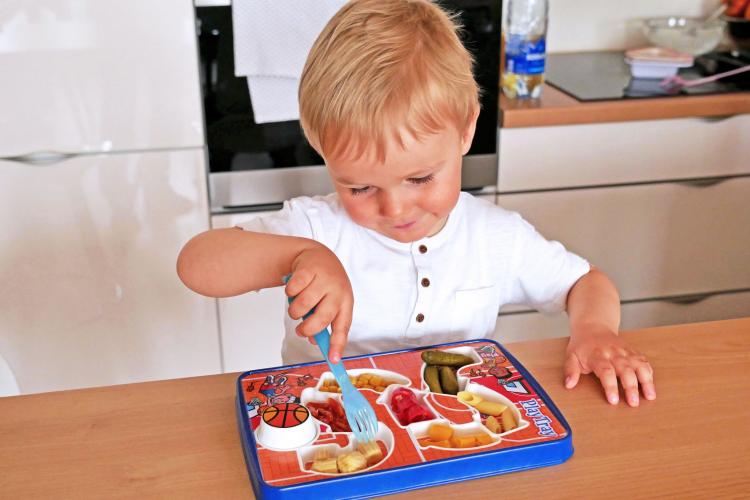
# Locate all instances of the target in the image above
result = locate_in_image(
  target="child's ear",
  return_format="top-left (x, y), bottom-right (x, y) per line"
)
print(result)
top-left (460, 106), bottom-right (480, 155)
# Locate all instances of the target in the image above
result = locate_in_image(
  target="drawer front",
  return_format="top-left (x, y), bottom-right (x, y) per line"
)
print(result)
top-left (0, 0), bottom-right (203, 156)
top-left (498, 115), bottom-right (750, 192)
top-left (492, 290), bottom-right (750, 343)
top-left (497, 176), bottom-right (750, 301)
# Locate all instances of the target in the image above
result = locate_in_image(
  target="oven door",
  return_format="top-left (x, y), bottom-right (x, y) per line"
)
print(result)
top-left (196, 0), bottom-right (500, 214)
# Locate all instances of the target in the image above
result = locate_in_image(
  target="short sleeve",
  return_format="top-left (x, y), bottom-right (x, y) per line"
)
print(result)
top-left (235, 198), bottom-right (316, 239)
top-left (506, 214), bottom-right (590, 314)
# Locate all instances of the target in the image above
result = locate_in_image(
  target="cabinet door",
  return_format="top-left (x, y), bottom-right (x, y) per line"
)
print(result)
top-left (497, 176), bottom-right (750, 302)
top-left (0, 150), bottom-right (220, 393)
top-left (212, 213), bottom-right (286, 372)
top-left (498, 116), bottom-right (750, 192)
top-left (493, 290), bottom-right (750, 343)
top-left (0, 0), bottom-right (203, 157)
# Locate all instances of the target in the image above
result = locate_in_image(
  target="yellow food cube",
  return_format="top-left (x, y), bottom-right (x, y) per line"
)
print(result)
top-left (501, 408), bottom-right (517, 431)
top-left (357, 441), bottom-right (384, 465)
top-left (313, 448), bottom-right (330, 461)
top-left (450, 436), bottom-right (477, 448)
top-left (368, 375), bottom-right (381, 386)
top-left (337, 451), bottom-right (368, 473)
top-left (427, 423), bottom-right (454, 441)
top-left (428, 439), bottom-right (451, 448)
top-left (311, 457), bottom-right (339, 474)
top-left (484, 415), bottom-right (501, 434)
top-left (473, 433), bottom-right (494, 445)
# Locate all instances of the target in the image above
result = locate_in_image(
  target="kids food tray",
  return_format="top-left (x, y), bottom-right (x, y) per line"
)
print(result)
top-left (236, 340), bottom-right (572, 499)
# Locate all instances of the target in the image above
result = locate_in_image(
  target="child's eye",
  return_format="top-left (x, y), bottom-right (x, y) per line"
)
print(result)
top-left (350, 186), bottom-right (371, 196)
top-left (408, 174), bottom-right (434, 185)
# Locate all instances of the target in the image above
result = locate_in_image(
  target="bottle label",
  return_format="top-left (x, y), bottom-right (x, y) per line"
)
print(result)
top-left (505, 35), bottom-right (546, 75)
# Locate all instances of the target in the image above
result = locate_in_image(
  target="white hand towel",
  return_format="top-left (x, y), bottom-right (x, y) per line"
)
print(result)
top-left (232, 0), bottom-right (347, 123)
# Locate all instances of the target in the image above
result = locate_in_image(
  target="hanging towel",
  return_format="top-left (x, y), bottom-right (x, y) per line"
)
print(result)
top-left (232, 0), bottom-right (347, 123)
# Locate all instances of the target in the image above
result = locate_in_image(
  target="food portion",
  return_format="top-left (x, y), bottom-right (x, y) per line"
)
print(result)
top-left (456, 390), bottom-right (518, 433)
top-left (319, 373), bottom-right (399, 393)
top-left (421, 350), bottom-right (475, 367)
top-left (306, 398), bottom-right (351, 432)
top-left (308, 441), bottom-right (386, 474)
top-left (389, 387), bottom-right (435, 426)
top-left (421, 349), bottom-right (475, 395)
top-left (418, 422), bottom-right (496, 449)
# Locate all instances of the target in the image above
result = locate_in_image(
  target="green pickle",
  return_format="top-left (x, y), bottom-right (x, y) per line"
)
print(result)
top-left (439, 366), bottom-right (459, 395)
top-left (421, 350), bottom-right (474, 367)
top-left (424, 365), bottom-right (442, 393)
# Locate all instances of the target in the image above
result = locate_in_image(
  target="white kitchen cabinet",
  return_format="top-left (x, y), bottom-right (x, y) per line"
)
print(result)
top-left (212, 213), bottom-right (286, 372)
top-left (492, 290), bottom-right (750, 344)
top-left (497, 176), bottom-right (750, 303)
top-left (498, 115), bottom-right (750, 192)
top-left (0, 0), bottom-right (202, 157)
top-left (0, 150), bottom-right (220, 394)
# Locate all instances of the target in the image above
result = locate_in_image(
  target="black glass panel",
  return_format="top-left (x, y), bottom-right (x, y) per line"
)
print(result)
top-left (196, 2), bottom-right (500, 173)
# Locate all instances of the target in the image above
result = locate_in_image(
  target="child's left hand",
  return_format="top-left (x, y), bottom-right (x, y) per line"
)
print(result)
top-left (564, 327), bottom-right (656, 407)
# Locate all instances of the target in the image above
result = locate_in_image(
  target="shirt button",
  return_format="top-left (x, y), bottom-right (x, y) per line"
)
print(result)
top-left (421, 277), bottom-right (430, 287)
top-left (418, 245), bottom-right (427, 254)
top-left (416, 313), bottom-right (425, 323)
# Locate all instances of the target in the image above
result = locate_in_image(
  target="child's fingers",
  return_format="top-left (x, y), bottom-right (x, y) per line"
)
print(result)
top-left (563, 353), bottom-right (582, 389)
top-left (636, 363), bottom-right (656, 400)
top-left (616, 366), bottom-right (640, 407)
top-left (294, 296), bottom-right (338, 337)
top-left (328, 313), bottom-right (352, 364)
top-left (284, 269), bottom-right (314, 298)
top-left (592, 362), bottom-right (620, 405)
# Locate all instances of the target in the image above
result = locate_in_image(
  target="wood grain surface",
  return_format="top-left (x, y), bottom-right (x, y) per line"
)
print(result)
top-left (2, 318), bottom-right (749, 499)
top-left (500, 84), bottom-right (750, 128)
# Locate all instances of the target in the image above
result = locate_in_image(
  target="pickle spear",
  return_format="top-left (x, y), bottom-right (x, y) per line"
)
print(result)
top-left (421, 350), bottom-right (474, 367)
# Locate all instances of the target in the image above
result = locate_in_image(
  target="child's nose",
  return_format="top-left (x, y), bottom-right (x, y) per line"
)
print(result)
top-left (378, 190), bottom-right (405, 218)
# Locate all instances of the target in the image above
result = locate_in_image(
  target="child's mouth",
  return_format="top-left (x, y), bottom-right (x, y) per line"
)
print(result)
top-left (393, 221), bottom-right (416, 230)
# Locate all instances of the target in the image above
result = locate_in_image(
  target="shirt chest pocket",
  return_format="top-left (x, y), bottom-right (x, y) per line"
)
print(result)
top-left (450, 285), bottom-right (499, 339)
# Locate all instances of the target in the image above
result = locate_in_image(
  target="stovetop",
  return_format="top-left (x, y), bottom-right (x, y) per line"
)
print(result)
top-left (545, 50), bottom-right (750, 101)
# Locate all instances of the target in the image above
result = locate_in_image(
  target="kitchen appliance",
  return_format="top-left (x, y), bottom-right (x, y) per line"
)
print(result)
top-left (194, 0), bottom-right (501, 214)
top-left (545, 50), bottom-right (750, 101)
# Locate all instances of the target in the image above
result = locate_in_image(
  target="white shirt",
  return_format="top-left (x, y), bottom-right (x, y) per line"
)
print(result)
top-left (240, 192), bottom-right (590, 364)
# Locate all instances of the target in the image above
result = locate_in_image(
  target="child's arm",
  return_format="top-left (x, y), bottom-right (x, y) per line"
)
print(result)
top-left (564, 267), bottom-right (656, 407)
top-left (177, 227), bottom-right (353, 362)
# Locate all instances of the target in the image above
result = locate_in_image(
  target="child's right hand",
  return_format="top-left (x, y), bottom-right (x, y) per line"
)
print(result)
top-left (285, 244), bottom-right (353, 363)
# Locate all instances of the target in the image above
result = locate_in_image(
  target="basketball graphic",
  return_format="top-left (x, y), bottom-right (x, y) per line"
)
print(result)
top-left (262, 403), bottom-right (310, 429)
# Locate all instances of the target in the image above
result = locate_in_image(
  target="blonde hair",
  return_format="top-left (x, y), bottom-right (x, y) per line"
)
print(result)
top-left (299, 0), bottom-right (479, 161)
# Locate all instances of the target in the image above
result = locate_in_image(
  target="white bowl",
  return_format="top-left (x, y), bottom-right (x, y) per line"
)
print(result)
top-left (255, 402), bottom-right (319, 451)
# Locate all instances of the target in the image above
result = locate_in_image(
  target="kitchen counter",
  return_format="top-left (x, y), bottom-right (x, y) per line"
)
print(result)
top-left (500, 83), bottom-right (750, 128)
top-left (2, 318), bottom-right (749, 499)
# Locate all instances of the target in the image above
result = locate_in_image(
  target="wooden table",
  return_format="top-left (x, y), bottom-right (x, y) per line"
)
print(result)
top-left (2, 318), bottom-right (749, 499)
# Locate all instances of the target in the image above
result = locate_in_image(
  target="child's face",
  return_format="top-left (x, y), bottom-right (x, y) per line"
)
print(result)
top-left (325, 119), bottom-right (477, 243)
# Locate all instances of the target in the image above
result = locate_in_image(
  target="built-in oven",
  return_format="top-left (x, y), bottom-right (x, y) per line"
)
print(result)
top-left (195, 0), bottom-right (501, 214)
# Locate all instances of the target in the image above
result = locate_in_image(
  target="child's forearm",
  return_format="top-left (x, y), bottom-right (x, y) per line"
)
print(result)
top-left (176, 227), bottom-right (322, 298)
top-left (565, 267), bottom-right (621, 337)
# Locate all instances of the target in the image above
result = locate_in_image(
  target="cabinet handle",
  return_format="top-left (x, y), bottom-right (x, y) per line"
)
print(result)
top-left (663, 292), bottom-right (714, 305)
top-left (673, 177), bottom-right (731, 188)
top-left (4, 151), bottom-right (76, 166)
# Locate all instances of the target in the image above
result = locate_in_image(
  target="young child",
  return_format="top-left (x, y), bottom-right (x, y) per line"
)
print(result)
top-left (177, 0), bottom-right (655, 407)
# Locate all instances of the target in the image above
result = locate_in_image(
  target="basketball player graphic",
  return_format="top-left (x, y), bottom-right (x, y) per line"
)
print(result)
top-left (259, 374), bottom-right (289, 405)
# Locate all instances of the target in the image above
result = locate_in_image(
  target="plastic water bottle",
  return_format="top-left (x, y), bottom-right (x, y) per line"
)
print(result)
top-left (501, 0), bottom-right (548, 99)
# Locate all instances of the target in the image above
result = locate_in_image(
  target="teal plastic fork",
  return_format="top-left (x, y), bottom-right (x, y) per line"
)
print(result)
top-left (283, 275), bottom-right (377, 443)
